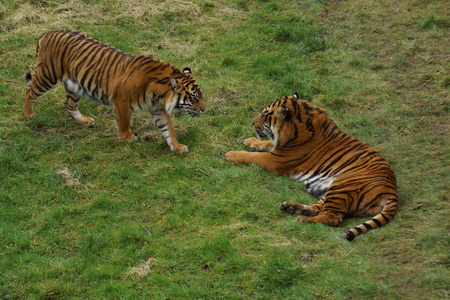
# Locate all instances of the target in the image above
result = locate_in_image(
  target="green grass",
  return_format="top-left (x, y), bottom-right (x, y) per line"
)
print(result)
top-left (1, 0), bottom-right (449, 299)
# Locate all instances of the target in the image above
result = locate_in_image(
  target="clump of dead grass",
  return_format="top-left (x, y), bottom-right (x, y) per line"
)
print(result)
top-left (0, 3), bottom-right (7, 20)
top-left (111, 0), bottom-right (201, 19)
top-left (56, 167), bottom-right (80, 187)
top-left (4, 0), bottom-right (107, 35)
top-left (11, 4), bottom-right (45, 26)
top-left (125, 257), bottom-right (157, 279)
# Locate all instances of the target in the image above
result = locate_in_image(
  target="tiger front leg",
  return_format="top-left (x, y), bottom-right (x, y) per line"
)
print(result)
top-left (225, 151), bottom-right (281, 174)
top-left (151, 110), bottom-right (188, 154)
top-left (244, 137), bottom-right (275, 152)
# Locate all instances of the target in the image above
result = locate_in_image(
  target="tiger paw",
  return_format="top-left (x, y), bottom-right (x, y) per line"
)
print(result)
top-left (243, 137), bottom-right (262, 148)
top-left (225, 150), bottom-right (247, 163)
top-left (118, 132), bottom-right (138, 141)
top-left (280, 202), bottom-right (305, 215)
top-left (280, 202), bottom-right (296, 214)
top-left (244, 137), bottom-right (274, 152)
top-left (79, 117), bottom-right (95, 126)
top-left (173, 144), bottom-right (189, 154)
top-left (23, 110), bottom-right (37, 117)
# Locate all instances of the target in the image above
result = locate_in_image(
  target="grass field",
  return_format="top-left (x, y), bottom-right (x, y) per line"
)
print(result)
top-left (0, 0), bottom-right (449, 299)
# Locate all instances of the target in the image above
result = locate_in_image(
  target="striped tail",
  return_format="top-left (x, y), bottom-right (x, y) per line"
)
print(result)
top-left (341, 197), bottom-right (399, 241)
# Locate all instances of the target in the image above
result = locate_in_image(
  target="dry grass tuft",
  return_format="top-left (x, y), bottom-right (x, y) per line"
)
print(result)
top-left (0, 3), bottom-right (7, 20)
top-left (4, 0), bottom-right (106, 35)
top-left (113, 0), bottom-right (201, 19)
top-left (125, 257), bottom-right (157, 279)
top-left (10, 4), bottom-right (43, 27)
top-left (56, 167), bottom-right (80, 187)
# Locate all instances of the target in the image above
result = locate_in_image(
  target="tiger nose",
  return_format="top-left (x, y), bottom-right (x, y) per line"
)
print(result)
top-left (197, 100), bottom-right (206, 113)
top-left (197, 103), bottom-right (206, 113)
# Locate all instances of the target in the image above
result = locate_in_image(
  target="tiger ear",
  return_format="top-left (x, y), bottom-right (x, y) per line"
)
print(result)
top-left (293, 92), bottom-right (299, 99)
top-left (183, 67), bottom-right (192, 74)
top-left (170, 78), bottom-right (182, 92)
top-left (277, 106), bottom-right (291, 122)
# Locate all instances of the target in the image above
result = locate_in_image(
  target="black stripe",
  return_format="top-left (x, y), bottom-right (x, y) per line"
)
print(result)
top-left (372, 218), bottom-right (382, 227)
top-left (362, 222), bottom-right (373, 231)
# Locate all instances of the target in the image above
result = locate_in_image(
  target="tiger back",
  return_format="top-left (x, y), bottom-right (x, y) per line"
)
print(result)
top-left (225, 93), bottom-right (398, 241)
top-left (24, 30), bottom-right (205, 153)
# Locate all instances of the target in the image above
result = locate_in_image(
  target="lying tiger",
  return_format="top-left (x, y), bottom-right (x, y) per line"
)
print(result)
top-left (24, 30), bottom-right (205, 153)
top-left (226, 93), bottom-right (398, 241)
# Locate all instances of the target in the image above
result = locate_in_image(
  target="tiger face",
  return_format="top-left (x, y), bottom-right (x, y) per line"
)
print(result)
top-left (252, 93), bottom-right (313, 147)
top-left (170, 67), bottom-right (205, 118)
top-left (253, 106), bottom-right (273, 140)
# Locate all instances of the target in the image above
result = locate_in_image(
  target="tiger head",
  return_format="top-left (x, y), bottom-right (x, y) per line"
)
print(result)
top-left (253, 93), bottom-right (327, 147)
top-left (168, 67), bottom-right (205, 117)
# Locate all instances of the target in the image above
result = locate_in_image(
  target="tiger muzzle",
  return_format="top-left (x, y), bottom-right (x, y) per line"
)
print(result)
top-left (188, 110), bottom-right (201, 118)
top-left (255, 128), bottom-right (269, 139)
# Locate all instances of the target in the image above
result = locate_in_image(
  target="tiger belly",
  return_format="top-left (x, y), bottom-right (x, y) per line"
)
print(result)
top-left (65, 79), bottom-right (112, 105)
top-left (291, 173), bottom-right (335, 199)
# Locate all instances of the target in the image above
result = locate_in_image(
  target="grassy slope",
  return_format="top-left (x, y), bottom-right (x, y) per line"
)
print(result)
top-left (0, 0), bottom-right (448, 299)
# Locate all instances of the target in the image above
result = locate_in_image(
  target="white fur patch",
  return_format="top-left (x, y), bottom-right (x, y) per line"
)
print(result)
top-left (165, 96), bottom-right (179, 115)
top-left (68, 110), bottom-right (84, 122)
top-left (65, 79), bottom-right (83, 97)
top-left (292, 173), bottom-right (335, 199)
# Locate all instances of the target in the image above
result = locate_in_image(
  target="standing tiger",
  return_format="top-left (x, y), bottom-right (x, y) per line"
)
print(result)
top-left (24, 30), bottom-right (205, 153)
top-left (225, 93), bottom-right (398, 241)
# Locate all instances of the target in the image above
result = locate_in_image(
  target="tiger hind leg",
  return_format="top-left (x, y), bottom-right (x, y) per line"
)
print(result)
top-left (63, 86), bottom-right (95, 125)
top-left (114, 102), bottom-right (137, 142)
top-left (297, 212), bottom-right (344, 227)
top-left (24, 87), bottom-right (38, 117)
top-left (23, 70), bottom-right (56, 117)
top-left (280, 199), bottom-right (325, 216)
top-left (281, 199), bottom-right (344, 226)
